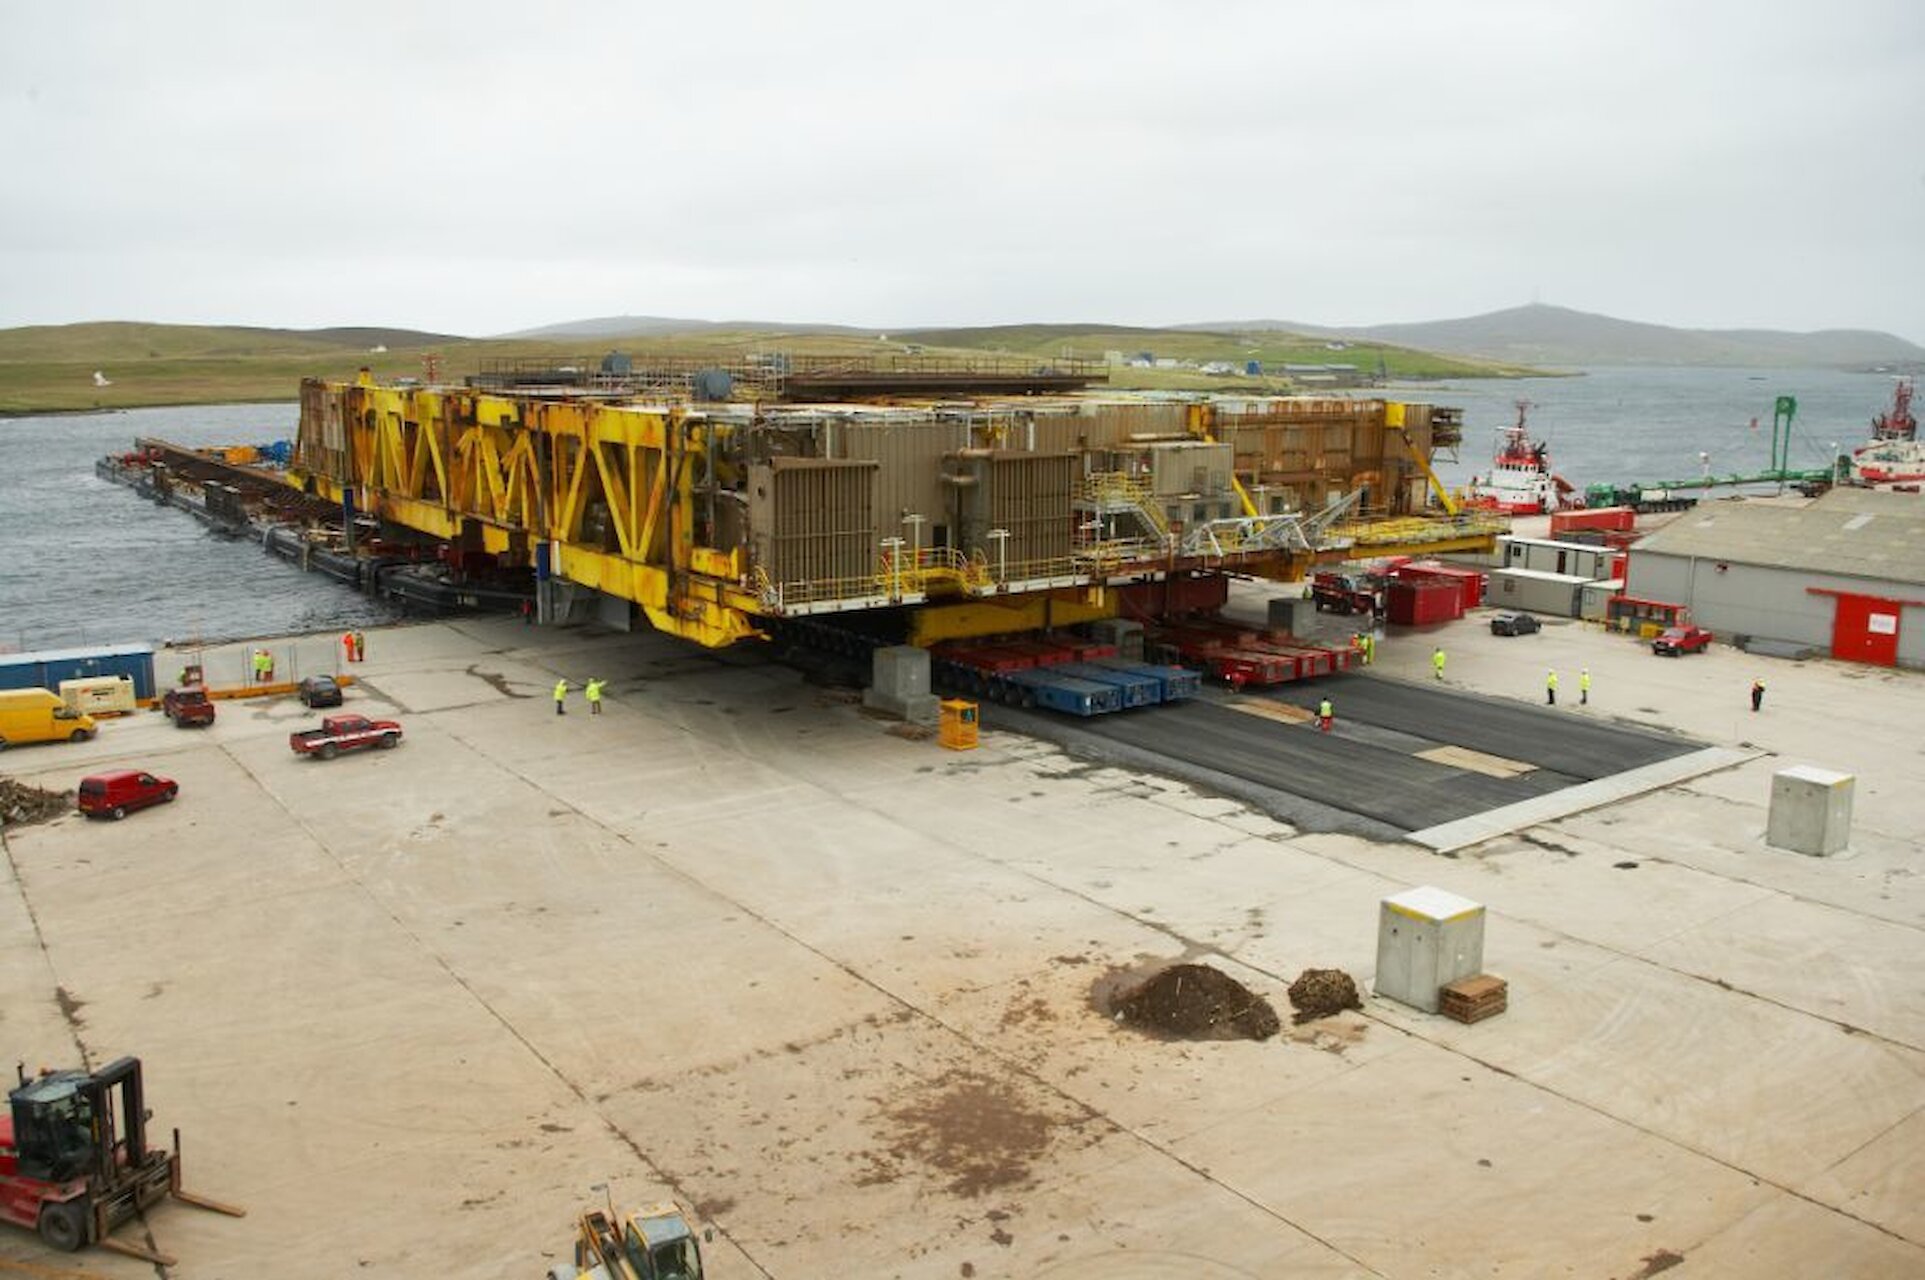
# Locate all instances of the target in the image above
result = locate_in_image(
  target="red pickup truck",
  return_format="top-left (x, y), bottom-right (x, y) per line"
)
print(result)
top-left (162, 685), bottom-right (216, 727)
top-left (290, 714), bottom-right (403, 760)
top-left (1652, 625), bottom-right (1714, 656)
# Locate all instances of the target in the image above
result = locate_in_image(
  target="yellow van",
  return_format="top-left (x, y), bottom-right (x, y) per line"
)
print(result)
top-left (0, 688), bottom-right (98, 749)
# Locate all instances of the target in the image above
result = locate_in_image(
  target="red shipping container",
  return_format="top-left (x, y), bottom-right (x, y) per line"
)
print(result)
top-left (1398, 561), bottom-right (1486, 611)
top-left (1386, 579), bottom-right (1463, 626)
top-left (1551, 506), bottom-right (1636, 535)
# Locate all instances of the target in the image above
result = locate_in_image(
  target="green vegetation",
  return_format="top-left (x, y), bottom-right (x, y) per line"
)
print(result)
top-left (896, 323), bottom-right (1544, 380)
top-left (0, 320), bottom-right (1542, 415)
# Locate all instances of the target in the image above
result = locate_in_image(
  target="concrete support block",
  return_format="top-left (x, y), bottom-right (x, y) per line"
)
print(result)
top-left (1089, 618), bottom-right (1145, 661)
top-left (1375, 886), bottom-right (1486, 1013)
top-left (1766, 765), bottom-right (1854, 856)
top-left (862, 646), bottom-right (939, 724)
top-left (1268, 595), bottom-right (1318, 636)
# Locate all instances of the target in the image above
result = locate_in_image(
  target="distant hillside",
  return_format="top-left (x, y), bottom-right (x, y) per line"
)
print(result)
top-left (1189, 304), bottom-right (1925, 369)
top-left (0, 321), bottom-right (459, 363)
top-left (502, 315), bottom-right (861, 340)
top-left (0, 315), bottom-right (1535, 415)
top-left (896, 322), bottom-right (1540, 380)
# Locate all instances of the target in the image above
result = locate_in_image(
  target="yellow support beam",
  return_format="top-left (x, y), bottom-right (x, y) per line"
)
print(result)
top-left (907, 590), bottom-right (1116, 646)
top-left (1386, 401), bottom-right (1459, 517)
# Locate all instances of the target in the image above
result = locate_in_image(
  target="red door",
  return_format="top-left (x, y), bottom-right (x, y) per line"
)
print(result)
top-left (1831, 594), bottom-right (1902, 666)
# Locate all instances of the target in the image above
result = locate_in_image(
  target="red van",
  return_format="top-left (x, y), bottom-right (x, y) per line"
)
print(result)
top-left (77, 770), bottom-right (179, 820)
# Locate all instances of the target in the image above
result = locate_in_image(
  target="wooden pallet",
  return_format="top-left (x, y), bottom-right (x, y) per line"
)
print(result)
top-left (1440, 974), bottom-right (1508, 1024)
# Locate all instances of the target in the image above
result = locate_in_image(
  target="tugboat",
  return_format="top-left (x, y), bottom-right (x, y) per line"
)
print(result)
top-left (1465, 400), bottom-right (1582, 514)
top-left (1852, 377), bottom-right (1922, 485)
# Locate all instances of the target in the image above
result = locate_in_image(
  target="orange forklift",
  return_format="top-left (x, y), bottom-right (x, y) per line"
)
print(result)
top-left (0, 1056), bottom-right (243, 1262)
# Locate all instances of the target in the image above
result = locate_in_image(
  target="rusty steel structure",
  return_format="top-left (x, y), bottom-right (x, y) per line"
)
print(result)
top-left (289, 362), bottom-right (1497, 647)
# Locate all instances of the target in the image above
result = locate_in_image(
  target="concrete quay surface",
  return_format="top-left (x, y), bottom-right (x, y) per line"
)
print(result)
top-left (1, 602), bottom-right (1921, 1279)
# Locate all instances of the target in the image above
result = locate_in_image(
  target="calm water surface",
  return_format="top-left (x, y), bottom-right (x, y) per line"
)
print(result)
top-left (0, 402), bottom-right (400, 653)
top-left (1407, 365), bottom-right (1896, 489)
top-left (0, 368), bottom-right (1904, 652)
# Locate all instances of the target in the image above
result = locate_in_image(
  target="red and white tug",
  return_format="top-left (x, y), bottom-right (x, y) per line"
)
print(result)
top-left (1852, 377), bottom-right (1922, 485)
top-left (1465, 400), bottom-right (1582, 515)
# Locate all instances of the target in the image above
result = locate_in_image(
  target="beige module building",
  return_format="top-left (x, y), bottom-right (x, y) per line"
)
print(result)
top-left (1, 597), bottom-right (1920, 1278)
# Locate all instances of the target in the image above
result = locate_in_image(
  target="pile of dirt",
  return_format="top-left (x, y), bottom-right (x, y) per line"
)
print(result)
top-left (1287, 968), bottom-right (1363, 1024)
top-left (1112, 963), bottom-right (1280, 1041)
top-left (0, 778), bottom-right (70, 828)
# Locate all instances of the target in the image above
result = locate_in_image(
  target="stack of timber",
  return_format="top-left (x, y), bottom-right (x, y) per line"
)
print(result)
top-left (1439, 974), bottom-right (1509, 1024)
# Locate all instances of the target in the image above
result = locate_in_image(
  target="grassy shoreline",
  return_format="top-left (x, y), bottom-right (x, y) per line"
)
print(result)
top-left (0, 321), bottom-right (1548, 416)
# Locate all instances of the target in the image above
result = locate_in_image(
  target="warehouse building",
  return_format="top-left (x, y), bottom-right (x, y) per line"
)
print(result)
top-left (1625, 489), bottom-right (1925, 668)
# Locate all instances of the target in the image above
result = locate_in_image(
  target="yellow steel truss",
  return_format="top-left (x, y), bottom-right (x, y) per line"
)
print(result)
top-left (293, 381), bottom-right (763, 647)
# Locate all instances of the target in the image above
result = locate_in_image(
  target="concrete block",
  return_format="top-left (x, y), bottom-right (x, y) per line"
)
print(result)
top-left (1089, 618), bottom-right (1145, 661)
top-left (1375, 886), bottom-right (1486, 1013)
top-left (1268, 595), bottom-right (1318, 635)
top-left (1766, 765), bottom-right (1854, 856)
top-left (870, 646), bottom-right (930, 699)
top-left (862, 646), bottom-right (939, 725)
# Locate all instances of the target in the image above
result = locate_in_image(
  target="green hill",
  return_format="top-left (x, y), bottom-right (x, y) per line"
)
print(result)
top-left (0, 318), bottom-right (1540, 415)
top-left (897, 322), bottom-right (1539, 381)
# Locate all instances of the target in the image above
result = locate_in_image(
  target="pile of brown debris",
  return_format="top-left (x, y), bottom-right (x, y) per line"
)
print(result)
top-left (0, 777), bottom-right (71, 828)
top-left (1112, 963), bottom-right (1282, 1041)
top-left (1287, 968), bottom-right (1363, 1024)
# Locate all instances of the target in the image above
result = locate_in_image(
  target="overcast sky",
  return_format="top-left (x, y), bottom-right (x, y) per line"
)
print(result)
top-left (3, 1), bottom-right (1921, 340)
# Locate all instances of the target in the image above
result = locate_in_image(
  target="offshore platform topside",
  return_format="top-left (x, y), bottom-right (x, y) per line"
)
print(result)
top-left (289, 356), bottom-right (1493, 649)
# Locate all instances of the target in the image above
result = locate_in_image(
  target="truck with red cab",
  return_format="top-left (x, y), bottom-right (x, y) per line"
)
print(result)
top-left (1311, 571), bottom-right (1382, 617)
top-left (1652, 624), bottom-right (1714, 656)
top-left (161, 686), bottom-right (216, 727)
top-left (289, 714), bottom-right (403, 760)
top-left (77, 770), bottom-right (178, 820)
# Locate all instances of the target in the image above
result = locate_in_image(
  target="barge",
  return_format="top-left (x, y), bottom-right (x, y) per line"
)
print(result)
top-left (96, 439), bottom-right (533, 617)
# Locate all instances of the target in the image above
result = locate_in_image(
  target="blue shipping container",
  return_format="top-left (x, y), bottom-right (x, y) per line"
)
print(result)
top-left (0, 643), bottom-right (158, 701)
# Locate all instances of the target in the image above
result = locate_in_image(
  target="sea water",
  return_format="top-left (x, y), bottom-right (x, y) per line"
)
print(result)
top-left (0, 367), bottom-right (1904, 652)
top-left (0, 402), bottom-right (399, 653)
top-left (1407, 364), bottom-right (1896, 490)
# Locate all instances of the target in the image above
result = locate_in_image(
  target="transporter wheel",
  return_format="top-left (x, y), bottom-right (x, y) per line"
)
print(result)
top-left (38, 1200), bottom-right (86, 1251)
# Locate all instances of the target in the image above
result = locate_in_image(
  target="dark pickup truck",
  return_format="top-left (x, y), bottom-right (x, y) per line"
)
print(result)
top-left (290, 714), bottom-right (403, 760)
top-left (162, 685), bottom-right (216, 727)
